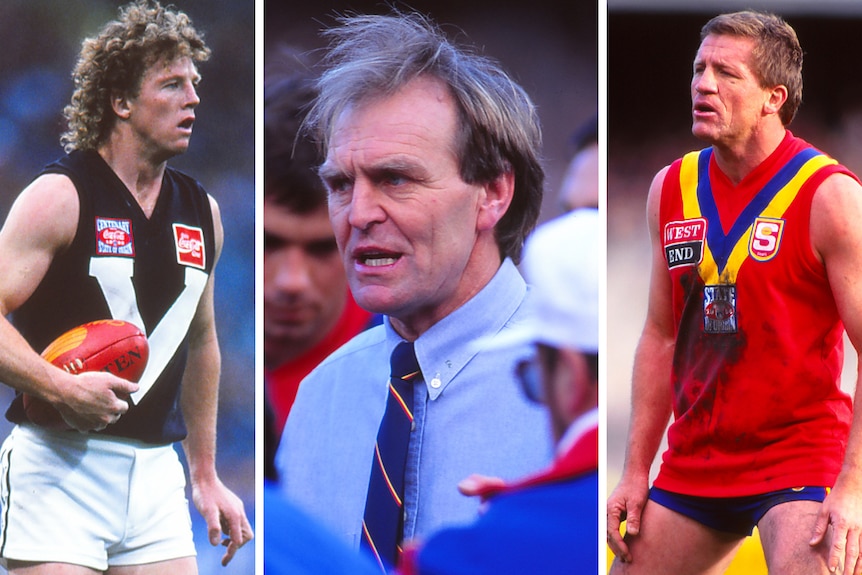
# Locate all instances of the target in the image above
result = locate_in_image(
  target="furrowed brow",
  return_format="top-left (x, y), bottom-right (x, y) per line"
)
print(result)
top-left (317, 162), bottom-right (345, 183)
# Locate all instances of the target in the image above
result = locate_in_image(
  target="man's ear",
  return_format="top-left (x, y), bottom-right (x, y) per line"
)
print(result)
top-left (112, 92), bottom-right (132, 120)
top-left (763, 84), bottom-right (788, 117)
top-left (476, 169), bottom-right (515, 232)
top-left (558, 348), bottom-right (598, 418)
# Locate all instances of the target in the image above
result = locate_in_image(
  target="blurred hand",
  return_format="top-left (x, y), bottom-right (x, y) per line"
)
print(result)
top-left (457, 474), bottom-right (507, 498)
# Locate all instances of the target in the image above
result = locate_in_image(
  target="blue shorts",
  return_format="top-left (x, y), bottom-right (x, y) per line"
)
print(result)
top-left (649, 486), bottom-right (828, 536)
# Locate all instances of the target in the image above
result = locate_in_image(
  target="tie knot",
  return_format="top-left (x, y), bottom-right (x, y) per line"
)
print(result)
top-left (390, 341), bottom-right (421, 382)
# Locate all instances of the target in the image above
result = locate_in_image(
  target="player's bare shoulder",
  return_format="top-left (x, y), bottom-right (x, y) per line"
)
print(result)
top-left (2, 173), bottom-right (80, 253)
top-left (206, 192), bottom-right (224, 261)
top-left (0, 174), bottom-right (80, 313)
top-left (810, 171), bottom-right (862, 263)
top-left (646, 165), bottom-right (673, 232)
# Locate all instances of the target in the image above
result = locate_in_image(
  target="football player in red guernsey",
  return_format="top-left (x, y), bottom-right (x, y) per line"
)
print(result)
top-left (608, 11), bottom-right (862, 575)
top-left (0, 2), bottom-right (252, 573)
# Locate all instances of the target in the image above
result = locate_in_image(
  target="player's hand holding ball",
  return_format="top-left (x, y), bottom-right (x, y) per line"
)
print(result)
top-left (52, 371), bottom-right (140, 432)
top-left (24, 319), bottom-right (148, 432)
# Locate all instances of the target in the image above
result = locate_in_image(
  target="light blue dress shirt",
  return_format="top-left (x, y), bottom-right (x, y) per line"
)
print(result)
top-left (275, 259), bottom-right (553, 548)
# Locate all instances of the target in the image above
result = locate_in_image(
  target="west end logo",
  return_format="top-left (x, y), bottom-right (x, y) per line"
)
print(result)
top-left (748, 217), bottom-right (784, 262)
top-left (664, 218), bottom-right (706, 269)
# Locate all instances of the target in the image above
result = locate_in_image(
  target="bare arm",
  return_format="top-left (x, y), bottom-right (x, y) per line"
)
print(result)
top-left (808, 172), bottom-right (862, 574)
top-left (607, 167), bottom-right (676, 562)
top-left (0, 174), bottom-right (137, 430)
top-left (180, 195), bottom-right (253, 566)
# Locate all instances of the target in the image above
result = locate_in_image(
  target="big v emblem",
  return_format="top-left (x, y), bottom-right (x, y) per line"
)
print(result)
top-left (89, 257), bottom-right (208, 404)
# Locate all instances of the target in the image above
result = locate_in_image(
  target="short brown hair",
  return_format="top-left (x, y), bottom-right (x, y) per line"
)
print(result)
top-left (701, 11), bottom-right (803, 125)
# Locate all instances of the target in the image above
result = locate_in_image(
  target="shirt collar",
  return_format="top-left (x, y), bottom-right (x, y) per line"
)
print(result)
top-left (384, 258), bottom-right (527, 400)
top-left (557, 406), bottom-right (599, 457)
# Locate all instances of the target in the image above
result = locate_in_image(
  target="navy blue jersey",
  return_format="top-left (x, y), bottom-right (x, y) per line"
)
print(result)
top-left (6, 150), bottom-right (216, 445)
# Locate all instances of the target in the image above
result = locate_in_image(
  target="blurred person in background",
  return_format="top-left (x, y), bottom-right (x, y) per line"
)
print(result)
top-left (559, 115), bottom-right (599, 212)
top-left (400, 208), bottom-right (599, 575)
top-left (263, 481), bottom-right (380, 575)
top-left (275, 10), bottom-right (551, 572)
top-left (0, 2), bottom-right (252, 572)
top-left (263, 57), bottom-right (378, 479)
top-left (608, 11), bottom-right (862, 575)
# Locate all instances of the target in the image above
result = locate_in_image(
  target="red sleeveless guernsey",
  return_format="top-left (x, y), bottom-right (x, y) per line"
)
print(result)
top-left (654, 131), bottom-right (856, 497)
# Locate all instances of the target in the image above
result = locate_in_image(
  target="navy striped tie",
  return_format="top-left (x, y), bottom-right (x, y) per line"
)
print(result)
top-left (361, 341), bottom-right (420, 569)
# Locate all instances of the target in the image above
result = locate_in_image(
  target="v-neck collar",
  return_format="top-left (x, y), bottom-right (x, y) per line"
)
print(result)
top-left (87, 150), bottom-right (168, 223)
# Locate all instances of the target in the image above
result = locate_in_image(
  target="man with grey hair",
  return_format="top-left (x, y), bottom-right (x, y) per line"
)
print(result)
top-left (275, 11), bottom-right (551, 571)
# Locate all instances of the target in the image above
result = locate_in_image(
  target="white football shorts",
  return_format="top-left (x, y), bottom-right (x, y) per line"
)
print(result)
top-left (0, 423), bottom-right (196, 571)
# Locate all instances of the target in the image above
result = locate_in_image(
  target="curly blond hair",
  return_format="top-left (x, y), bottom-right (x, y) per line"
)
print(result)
top-left (61, 0), bottom-right (210, 152)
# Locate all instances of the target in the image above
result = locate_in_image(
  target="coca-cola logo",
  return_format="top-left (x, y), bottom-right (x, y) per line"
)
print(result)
top-left (704, 300), bottom-right (735, 321)
top-left (176, 232), bottom-right (202, 257)
top-left (173, 224), bottom-right (206, 269)
top-left (95, 218), bottom-right (135, 256)
top-left (98, 227), bottom-right (131, 247)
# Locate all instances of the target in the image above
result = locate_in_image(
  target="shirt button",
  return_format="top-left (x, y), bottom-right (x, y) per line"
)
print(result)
top-left (430, 377), bottom-right (442, 389)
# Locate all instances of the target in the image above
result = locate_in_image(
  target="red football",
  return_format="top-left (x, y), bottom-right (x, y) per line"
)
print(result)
top-left (24, 319), bottom-right (149, 429)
